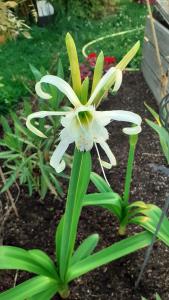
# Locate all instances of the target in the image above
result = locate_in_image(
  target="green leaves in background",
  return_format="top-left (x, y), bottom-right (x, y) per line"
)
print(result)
top-left (145, 102), bottom-right (169, 164)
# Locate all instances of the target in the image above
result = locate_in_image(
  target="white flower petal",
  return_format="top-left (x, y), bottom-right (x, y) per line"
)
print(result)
top-left (36, 75), bottom-right (81, 107)
top-left (98, 141), bottom-right (117, 169)
top-left (122, 125), bottom-right (142, 135)
top-left (112, 69), bottom-right (122, 92)
top-left (50, 139), bottom-right (71, 173)
top-left (98, 110), bottom-right (142, 135)
top-left (91, 115), bottom-right (109, 142)
top-left (26, 111), bottom-right (68, 138)
top-left (87, 67), bottom-right (116, 105)
top-left (35, 82), bottom-right (52, 100)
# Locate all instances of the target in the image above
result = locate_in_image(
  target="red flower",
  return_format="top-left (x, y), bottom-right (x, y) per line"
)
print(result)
top-left (104, 56), bottom-right (116, 64)
top-left (87, 52), bottom-right (97, 59)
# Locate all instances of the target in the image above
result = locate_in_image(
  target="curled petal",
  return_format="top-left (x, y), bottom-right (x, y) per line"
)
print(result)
top-left (97, 110), bottom-right (142, 135)
top-left (50, 139), bottom-right (71, 173)
top-left (35, 82), bottom-right (52, 100)
top-left (122, 125), bottom-right (142, 135)
top-left (88, 67), bottom-right (122, 105)
top-left (26, 111), bottom-right (68, 138)
top-left (98, 141), bottom-right (117, 169)
top-left (35, 75), bottom-right (81, 107)
top-left (112, 69), bottom-right (122, 92)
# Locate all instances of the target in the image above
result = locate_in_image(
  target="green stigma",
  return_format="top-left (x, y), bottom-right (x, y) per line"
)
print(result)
top-left (77, 110), bottom-right (93, 126)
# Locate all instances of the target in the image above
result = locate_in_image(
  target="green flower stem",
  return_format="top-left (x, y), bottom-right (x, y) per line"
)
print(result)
top-left (59, 148), bottom-right (91, 282)
top-left (123, 134), bottom-right (138, 206)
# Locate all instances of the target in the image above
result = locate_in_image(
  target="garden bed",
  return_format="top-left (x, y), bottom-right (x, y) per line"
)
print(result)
top-left (0, 71), bottom-right (169, 300)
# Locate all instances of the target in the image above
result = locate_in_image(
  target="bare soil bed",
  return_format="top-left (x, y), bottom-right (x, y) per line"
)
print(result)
top-left (0, 71), bottom-right (169, 300)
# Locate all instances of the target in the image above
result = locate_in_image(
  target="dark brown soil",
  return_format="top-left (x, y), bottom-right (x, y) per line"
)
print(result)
top-left (1, 71), bottom-right (169, 300)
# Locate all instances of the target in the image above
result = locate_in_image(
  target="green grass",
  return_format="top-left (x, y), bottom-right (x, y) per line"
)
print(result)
top-left (0, 2), bottom-right (147, 112)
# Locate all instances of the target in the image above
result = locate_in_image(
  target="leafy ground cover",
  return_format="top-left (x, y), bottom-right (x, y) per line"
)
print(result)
top-left (0, 2), bottom-right (147, 112)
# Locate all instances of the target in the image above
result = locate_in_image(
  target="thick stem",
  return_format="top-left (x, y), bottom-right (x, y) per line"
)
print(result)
top-left (59, 148), bottom-right (91, 281)
top-left (118, 212), bottom-right (128, 236)
top-left (118, 224), bottom-right (127, 236)
top-left (123, 134), bottom-right (138, 206)
top-left (59, 285), bottom-right (70, 299)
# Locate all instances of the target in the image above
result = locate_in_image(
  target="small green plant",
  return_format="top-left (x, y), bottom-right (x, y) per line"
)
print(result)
top-left (0, 60), bottom-right (67, 199)
top-left (56, 0), bottom-right (116, 19)
top-left (87, 129), bottom-right (169, 239)
top-left (145, 102), bottom-right (169, 164)
top-left (142, 293), bottom-right (162, 300)
top-left (0, 34), bottom-right (168, 299)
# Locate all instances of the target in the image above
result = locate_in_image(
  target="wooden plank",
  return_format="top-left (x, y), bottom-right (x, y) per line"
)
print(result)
top-left (142, 60), bottom-right (162, 105)
top-left (155, 0), bottom-right (169, 25)
top-left (142, 38), bottom-right (169, 80)
top-left (142, 59), bottom-right (169, 105)
top-left (145, 16), bottom-right (169, 60)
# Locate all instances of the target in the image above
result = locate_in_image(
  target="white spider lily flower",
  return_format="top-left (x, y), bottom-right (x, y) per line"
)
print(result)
top-left (26, 68), bottom-right (142, 173)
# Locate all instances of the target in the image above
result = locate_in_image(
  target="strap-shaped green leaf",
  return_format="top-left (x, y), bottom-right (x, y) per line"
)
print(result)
top-left (28, 249), bottom-right (59, 279)
top-left (59, 148), bottom-right (91, 281)
top-left (0, 116), bottom-right (12, 133)
top-left (90, 172), bottom-right (113, 193)
top-left (10, 111), bottom-right (30, 137)
top-left (0, 151), bottom-right (17, 159)
top-left (55, 216), bottom-right (64, 265)
top-left (0, 172), bottom-right (17, 194)
top-left (145, 118), bottom-right (169, 164)
top-left (116, 41), bottom-right (140, 71)
top-left (28, 283), bottom-right (58, 300)
top-left (56, 59), bottom-right (65, 105)
top-left (70, 234), bottom-right (99, 266)
top-left (83, 192), bottom-right (122, 219)
top-left (91, 51), bottom-right (104, 94)
top-left (29, 64), bottom-right (42, 81)
top-left (0, 275), bottom-right (58, 300)
top-left (0, 246), bottom-right (57, 278)
top-left (67, 231), bottom-right (152, 281)
top-left (65, 33), bottom-right (81, 99)
top-left (144, 102), bottom-right (160, 124)
top-left (131, 204), bottom-right (169, 246)
top-left (81, 77), bottom-right (89, 104)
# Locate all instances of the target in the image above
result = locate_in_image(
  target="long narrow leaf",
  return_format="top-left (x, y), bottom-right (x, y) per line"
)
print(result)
top-left (0, 116), bottom-right (12, 133)
top-left (28, 284), bottom-right (58, 300)
top-left (90, 172), bottom-right (113, 193)
top-left (28, 249), bottom-right (59, 279)
top-left (55, 216), bottom-right (64, 265)
top-left (91, 51), bottom-right (104, 93)
top-left (65, 33), bottom-right (81, 98)
top-left (131, 204), bottom-right (169, 246)
top-left (83, 192), bottom-right (122, 219)
top-left (0, 246), bottom-right (56, 278)
top-left (81, 77), bottom-right (89, 105)
top-left (56, 59), bottom-right (65, 105)
top-left (144, 102), bottom-right (160, 124)
top-left (70, 234), bottom-right (99, 266)
top-left (67, 231), bottom-right (152, 281)
top-left (0, 276), bottom-right (58, 300)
